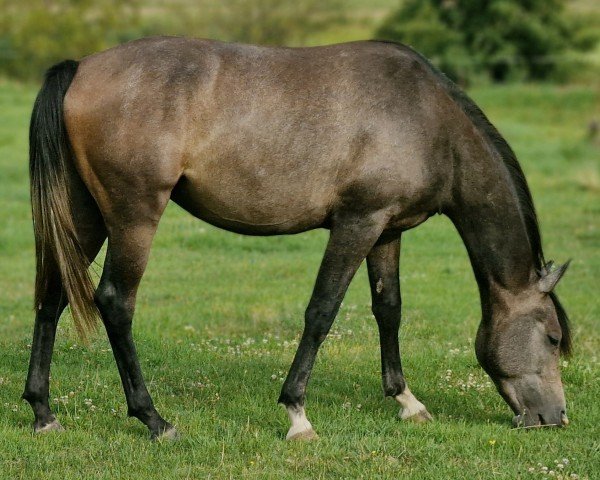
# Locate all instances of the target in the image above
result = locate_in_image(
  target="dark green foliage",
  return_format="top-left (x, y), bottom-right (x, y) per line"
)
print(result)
top-left (135, 0), bottom-right (344, 48)
top-left (0, 0), bottom-right (141, 81)
top-left (0, 0), bottom-right (343, 81)
top-left (376, 0), bottom-right (599, 83)
top-left (192, 0), bottom-right (345, 46)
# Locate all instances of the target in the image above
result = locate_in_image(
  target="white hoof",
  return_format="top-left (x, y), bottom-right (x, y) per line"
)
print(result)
top-left (401, 408), bottom-right (433, 423)
top-left (34, 419), bottom-right (64, 433)
top-left (395, 387), bottom-right (433, 422)
top-left (285, 405), bottom-right (317, 441)
top-left (154, 426), bottom-right (180, 441)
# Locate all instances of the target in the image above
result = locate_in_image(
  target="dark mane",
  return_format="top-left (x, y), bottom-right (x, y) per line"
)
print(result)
top-left (443, 76), bottom-right (573, 355)
top-left (372, 40), bottom-right (572, 355)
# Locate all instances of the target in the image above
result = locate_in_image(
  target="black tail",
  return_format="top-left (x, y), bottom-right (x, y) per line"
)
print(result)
top-left (29, 60), bottom-right (99, 340)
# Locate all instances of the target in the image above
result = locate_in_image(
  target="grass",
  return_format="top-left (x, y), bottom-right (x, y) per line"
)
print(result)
top-left (0, 78), bottom-right (599, 479)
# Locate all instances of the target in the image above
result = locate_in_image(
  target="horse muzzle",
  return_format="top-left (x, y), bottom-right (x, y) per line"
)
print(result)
top-left (512, 407), bottom-right (569, 428)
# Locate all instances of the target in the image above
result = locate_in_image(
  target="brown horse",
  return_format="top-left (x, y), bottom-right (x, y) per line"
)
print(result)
top-left (24, 37), bottom-right (571, 440)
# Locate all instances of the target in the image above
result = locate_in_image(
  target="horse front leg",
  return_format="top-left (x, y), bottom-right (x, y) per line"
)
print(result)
top-left (366, 236), bottom-right (432, 422)
top-left (278, 213), bottom-right (387, 440)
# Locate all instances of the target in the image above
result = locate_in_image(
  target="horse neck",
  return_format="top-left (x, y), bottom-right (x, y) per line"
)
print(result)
top-left (446, 140), bottom-right (537, 317)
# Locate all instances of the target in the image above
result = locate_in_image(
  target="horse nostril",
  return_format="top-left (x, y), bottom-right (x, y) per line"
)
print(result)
top-left (560, 411), bottom-right (569, 426)
top-left (537, 414), bottom-right (545, 425)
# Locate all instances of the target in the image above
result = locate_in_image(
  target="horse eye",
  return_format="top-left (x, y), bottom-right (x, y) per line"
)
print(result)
top-left (547, 335), bottom-right (560, 347)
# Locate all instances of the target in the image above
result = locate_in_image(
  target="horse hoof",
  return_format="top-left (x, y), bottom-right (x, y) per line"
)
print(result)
top-left (401, 408), bottom-right (433, 423)
top-left (34, 419), bottom-right (64, 433)
top-left (286, 428), bottom-right (318, 441)
top-left (153, 426), bottom-right (179, 442)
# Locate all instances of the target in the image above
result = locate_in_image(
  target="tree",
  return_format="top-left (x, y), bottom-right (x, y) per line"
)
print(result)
top-left (376, 0), bottom-right (598, 83)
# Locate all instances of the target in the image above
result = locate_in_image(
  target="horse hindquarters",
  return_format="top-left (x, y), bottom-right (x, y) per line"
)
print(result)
top-left (26, 59), bottom-right (177, 439)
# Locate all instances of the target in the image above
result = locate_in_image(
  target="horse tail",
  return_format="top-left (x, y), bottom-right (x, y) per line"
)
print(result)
top-left (29, 59), bottom-right (99, 340)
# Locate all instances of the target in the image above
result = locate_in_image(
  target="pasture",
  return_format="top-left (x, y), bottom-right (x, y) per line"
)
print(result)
top-left (0, 80), bottom-right (598, 478)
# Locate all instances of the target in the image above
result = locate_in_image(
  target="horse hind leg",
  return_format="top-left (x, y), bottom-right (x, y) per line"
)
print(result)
top-left (94, 192), bottom-right (178, 440)
top-left (23, 174), bottom-right (106, 432)
top-left (366, 237), bottom-right (432, 423)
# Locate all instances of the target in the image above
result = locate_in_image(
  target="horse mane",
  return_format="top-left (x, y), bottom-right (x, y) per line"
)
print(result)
top-left (370, 40), bottom-right (572, 355)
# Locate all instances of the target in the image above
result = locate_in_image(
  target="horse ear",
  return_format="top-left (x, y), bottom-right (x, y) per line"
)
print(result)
top-left (538, 260), bottom-right (571, 293)
top-left (541, 260), bottom-right (554, 276)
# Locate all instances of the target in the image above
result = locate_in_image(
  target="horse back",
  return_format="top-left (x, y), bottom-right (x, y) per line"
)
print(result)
top-left (64, 37), bottom-right (456, 234)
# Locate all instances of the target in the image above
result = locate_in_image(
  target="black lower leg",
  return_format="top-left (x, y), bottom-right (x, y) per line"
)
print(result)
top-left (373, 305), bottom-right (406, 396)
top-left (97, 283), bottom-right (172, 438)
top-left (22, 288), bottom-right (66, 429)
top-left (367, 238), bottom-right (406, 397)
top-left (279, 215), bottom-right (386, 410)
top-left (278, 301), bottom-right (338, 407)
top-left (106, 324), bottom-right (171, 436)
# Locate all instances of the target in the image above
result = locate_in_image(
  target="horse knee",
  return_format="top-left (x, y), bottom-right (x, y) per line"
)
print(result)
top-left (372, 298), bottom-right (401, 325)
top-left (304, 303), bottom-right (337, 343)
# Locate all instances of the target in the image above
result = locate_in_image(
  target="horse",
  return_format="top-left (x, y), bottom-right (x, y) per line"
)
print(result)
top-left (24, 37), bottom-right (571, 440)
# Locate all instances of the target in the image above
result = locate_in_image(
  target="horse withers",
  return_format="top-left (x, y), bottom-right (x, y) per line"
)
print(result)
top-left (24, 37), bottom-right (571, 440)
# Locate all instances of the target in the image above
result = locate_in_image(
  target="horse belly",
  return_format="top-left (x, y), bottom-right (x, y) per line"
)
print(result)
top-left (171, 163), bottom-right (333, 235)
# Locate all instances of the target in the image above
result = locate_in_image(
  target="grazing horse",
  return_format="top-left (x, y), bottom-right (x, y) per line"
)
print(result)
top-left (24, 38), bottom-right (571, 440)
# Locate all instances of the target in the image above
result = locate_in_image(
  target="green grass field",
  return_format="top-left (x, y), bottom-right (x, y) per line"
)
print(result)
top-left (0, 79), bottom-right (598, 479)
